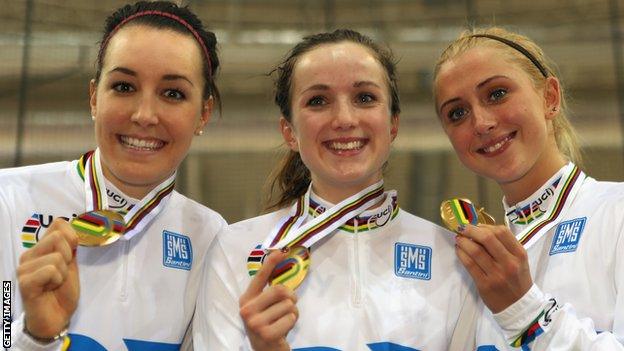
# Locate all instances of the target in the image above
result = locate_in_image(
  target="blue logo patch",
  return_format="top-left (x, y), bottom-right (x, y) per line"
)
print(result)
top-left (394, 243), bottom-right (431, 280)
top-left (163, 231), bottom-right (193, 270)
top-left (550, 217), bottom-right (586, 255)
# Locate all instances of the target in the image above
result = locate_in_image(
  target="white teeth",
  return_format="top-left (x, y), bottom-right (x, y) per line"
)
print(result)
top-left (329, 140), bottom-right (364, 150)
top-left (120, 136), bottom-right (164, 150)
top-left (483, 135), bottom-right (511, 153)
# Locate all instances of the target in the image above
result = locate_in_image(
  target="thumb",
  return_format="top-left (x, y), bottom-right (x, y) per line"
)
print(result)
top-left (244, 249), bottom-right (289, 297)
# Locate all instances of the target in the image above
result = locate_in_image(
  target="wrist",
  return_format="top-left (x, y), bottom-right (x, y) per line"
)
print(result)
top-left (23, 315), bottom-right (69, 345)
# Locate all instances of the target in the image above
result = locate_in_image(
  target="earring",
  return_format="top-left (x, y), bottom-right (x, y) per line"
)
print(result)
top-left (196, 130), bottom-right (203, 136)
top-left (552, 107), bottom-right (558, 112)
top-left (91, 115), bottom-right (96, 121)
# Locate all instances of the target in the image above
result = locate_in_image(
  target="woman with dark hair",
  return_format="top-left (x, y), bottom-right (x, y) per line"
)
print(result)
top-left (434, 27), bottom-right (624, 349)
top-left (1, 1), bottom-right (225, 349)
top-left (194, 29), bottom-right (473, 350)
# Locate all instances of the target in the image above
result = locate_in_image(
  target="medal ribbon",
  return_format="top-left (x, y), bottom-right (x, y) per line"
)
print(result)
top-left (79, 148), bottom-right (176, 240)
top-left (262, 179), bottom-right (386, 250)
top-left (508, 163), bottom-right (585, 249)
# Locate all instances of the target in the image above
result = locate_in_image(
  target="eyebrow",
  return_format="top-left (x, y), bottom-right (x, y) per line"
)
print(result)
top-left (300, 81), bottom-right (381, 94)
top-left (107, 67), bottom-right (194, 86)
top-left (301, 84), bottom-right (329, 94)
top-left (438, 75), bottom-right (510, 114)
top-left (353, 81), bottom-right (382, 89)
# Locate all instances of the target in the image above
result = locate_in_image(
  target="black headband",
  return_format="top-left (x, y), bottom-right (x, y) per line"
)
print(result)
top-left (470, 34), bottom-right (549, 78)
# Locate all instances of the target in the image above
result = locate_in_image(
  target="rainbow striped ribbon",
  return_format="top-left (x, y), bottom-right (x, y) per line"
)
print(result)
top-left (513, 163), bottom-right (585, 249)
top-left (78, 148), bottom-right (176, 240)
top-left (262, 179), bottom-right (386, 250)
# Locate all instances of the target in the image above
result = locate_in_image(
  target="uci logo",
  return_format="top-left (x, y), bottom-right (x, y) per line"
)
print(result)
top-left (367, 204), bottom-right (392, 228)
top-left (106, 189), bottom-right (129, 209)
top-left (163, 231), bottom-right (193, 270)
top-left (21, 213), bottom-right (77, 248)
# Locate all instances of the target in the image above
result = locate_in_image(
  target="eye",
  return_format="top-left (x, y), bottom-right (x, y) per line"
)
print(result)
top-left (306, 96), bottom-right (326, 107)
top-left (164, 89), bottom-right (186, 100)
top-left (112, 82), bottom-right (134, 93)
top-left (489, 88), bottom-right (507, 102)
top-left (356, 93), bottom-right (375, 104)
top-left (447, 107), bottom-right (469, 123)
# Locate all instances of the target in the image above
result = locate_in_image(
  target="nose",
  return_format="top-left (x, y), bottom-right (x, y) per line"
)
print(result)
top-left (130, 94), bottom-right (159, 127)
top-left (330, 98), bottom-right (358, 130)
top-left (472, 106), bottom-right (497, 136)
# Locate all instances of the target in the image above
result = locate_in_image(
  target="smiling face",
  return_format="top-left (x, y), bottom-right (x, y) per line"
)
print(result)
top-left (281, 41), bottom-right (398, 203)
top-left (90, 25), bottom-right (211, 198)
top-left (435, 47), bottom-right (565, 202)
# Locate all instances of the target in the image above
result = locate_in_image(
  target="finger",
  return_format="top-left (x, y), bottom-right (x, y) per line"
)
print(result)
top-left (20, 220), bottom-right (78, 264)
top-left (256, 312), bottom-right (298, 341)
top-left (460, 224), bottom-right (514, 263)
top-left (244, 298), bottom-right (297, 337)
top-left (19, 264), bottom-right (67, 298)
top-left (48, 218), bottom-right (79, 253)
top-left (253, 286), bottom-right (297, 323)
top-left (18, 252), bottom-right (69, 280)
top-left (240, 284), bottom-right (297, 323)
top-left (488, 225), bottom-right (527, 257)
top-left (455, 234), bottom-right (500, 277)
top-left (241, 250), bottom-right (289, 302)
top-left (455, 238), bottom-right (487, 281)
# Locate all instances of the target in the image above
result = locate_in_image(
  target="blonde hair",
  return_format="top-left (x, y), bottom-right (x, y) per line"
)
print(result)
top-left (433, 27), bottom-right (582, 165)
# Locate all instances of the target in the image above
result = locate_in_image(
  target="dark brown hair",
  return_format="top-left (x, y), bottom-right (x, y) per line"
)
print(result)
top-left (95, 1), bottom-right (220, 107)
top-left (265, 29), bottom-right (400, 210)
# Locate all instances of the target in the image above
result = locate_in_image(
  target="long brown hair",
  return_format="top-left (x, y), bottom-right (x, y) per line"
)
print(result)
top-left (265, 29), bottom-right (400, 210)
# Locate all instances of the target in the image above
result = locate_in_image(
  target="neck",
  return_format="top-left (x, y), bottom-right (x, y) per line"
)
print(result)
top-left (501, 151), bottom-right (567, 205)
top-left (101, 166), bottom-right (162, 200)
top-left (310, 177), bottom-right (384, 207)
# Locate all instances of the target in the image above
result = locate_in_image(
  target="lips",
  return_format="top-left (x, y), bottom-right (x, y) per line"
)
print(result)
top-left (118, 135), bottom-right (166, 151)
top-left (477, 131), bottom-right (516, 155)
top-left (323, 138), bottom-right (368, 153)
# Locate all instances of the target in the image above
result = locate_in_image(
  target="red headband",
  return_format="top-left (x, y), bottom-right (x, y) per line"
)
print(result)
top-left (99, 10), bottom-right (212, 75)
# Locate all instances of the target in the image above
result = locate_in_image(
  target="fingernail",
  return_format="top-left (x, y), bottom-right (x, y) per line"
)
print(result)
top-left (72, 248), bottom-right (77, 258)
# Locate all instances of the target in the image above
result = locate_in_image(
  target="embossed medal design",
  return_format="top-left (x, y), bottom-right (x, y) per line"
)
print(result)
top-left (440, 198), bottom-right (495, 233)
top-left (70, 210), bottom-right (126, 246)
top-left (268, 246), bottom-right (310, 290)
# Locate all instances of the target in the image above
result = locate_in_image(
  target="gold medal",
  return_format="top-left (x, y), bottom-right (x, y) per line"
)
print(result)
top-left (440, 198), bottom-right (495, 233)
top-left (70, 210), bottom-right (126, 246)
top-left (268, 246), bottom-right (310, 290)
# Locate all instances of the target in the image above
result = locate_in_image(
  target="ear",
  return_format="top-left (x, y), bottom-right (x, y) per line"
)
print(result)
top-left (390, 114), bottom-right (399, 142)
top-left (279, 117), bottom-right (299, 152)
top-left (196, 96), bottom-right (214, 133)
top-left (544, 76), bottom-right (561, 120)
top-left (89, 79), bottom-right (98, 118)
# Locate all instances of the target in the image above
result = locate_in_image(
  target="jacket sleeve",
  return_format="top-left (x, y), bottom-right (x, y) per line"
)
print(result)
top-left (491, 189), bottom-right (624, 350)
top-left (192, 231), bottom-right (252, 350)
top-left (492, 283), bottom-right (623, 350)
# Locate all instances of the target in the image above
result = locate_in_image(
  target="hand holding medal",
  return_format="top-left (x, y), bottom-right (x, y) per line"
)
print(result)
top-left (240, 250), bottom-right (298, 351)
top-left (443, 198), bottom-right (533, 313)
top-left (440, 198), bottom-right (495, 233)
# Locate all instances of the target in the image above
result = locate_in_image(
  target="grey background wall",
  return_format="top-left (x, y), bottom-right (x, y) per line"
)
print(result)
top-left (2, 0), bottom-right (623, 224)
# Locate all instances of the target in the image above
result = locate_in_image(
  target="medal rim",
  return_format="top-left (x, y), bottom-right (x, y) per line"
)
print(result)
top-left (268, 246), bottom-right (310, 290)
top-left (440, 198), bottom-right (496, 233)
top-left (71, 210), bottom-right (126, 247)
